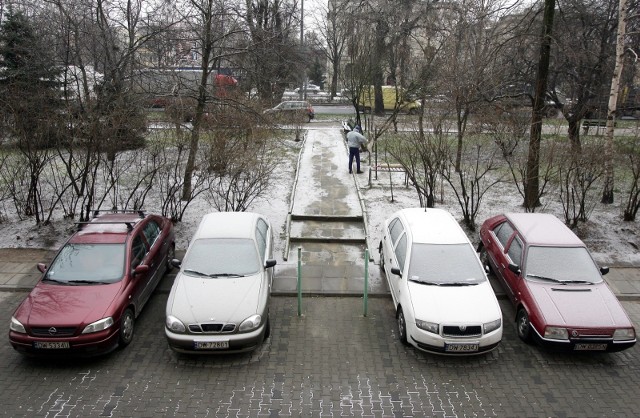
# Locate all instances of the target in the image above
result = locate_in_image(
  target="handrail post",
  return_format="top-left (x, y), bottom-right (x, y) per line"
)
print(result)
top-left (363, 248), bottom-right (369, 317)
top-left (297, 246), bottom-right (302, 316)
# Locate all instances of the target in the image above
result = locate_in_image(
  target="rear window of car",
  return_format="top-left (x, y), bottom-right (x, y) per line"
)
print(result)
top-left (408, 243), bottom-right (486, 285)
top-left (182, 238), bottom-right (260, 276)
top-left (45, 243), bottom-right (125, 283)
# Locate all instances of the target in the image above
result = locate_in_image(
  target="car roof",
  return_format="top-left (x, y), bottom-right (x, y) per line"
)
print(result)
top-left (505, 213), bottom-right (584, 246)
top-left (396, 208), bottom-right (469, 245)
top-left (70, 212), bottom-right (146, 244)
top-left (194, 212), bottom-right (262, 240)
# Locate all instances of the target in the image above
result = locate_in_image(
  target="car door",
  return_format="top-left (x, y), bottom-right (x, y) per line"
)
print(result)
top-left (142, 218), bottom-right (168, 278)
top-left (255, 217), bottom-right (273, 289)
top-left (128, 232), bottom-right (152, 312)
top-left (382, 217), bottom-right (406, 305)
top-left (490, 221), bottom-right (523, 304)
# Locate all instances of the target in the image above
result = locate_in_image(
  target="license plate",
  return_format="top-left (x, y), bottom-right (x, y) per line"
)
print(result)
top-left (34, 341), bottom-right (70, 349)
top-left (445, 343), bottom-right (479, 353)
top-left (194, 341), bottom-right (229, 350)
top-left (574, 343), bottom-right (608, 351)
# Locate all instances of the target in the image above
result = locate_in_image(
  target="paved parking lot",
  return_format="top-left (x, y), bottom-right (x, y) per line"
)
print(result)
top-left (1, 290), bottom-right (639, 417)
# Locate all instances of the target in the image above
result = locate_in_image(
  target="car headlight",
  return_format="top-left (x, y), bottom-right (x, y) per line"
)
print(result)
top-left (544, 326), bottom-right (568, 340)
top-left (239, 314), bottom-right (262, 332)
top-left (415, 319), bottom-right (439, 334)
top-left (10, 317), bottom-right (26, 333)
top-left (82, 317), bottom-right (114, 334)
top-left (613, 328), bottom-right (636, 341)
top-left (483, 318), bottom-right (502, 334)
top-left (166, 315), bottom-right (186, 333)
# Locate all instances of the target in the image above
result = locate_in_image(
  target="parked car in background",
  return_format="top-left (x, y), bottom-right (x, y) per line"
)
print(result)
top-left (294, 83), bottom-right (320, 93)
top-left (479, 213), bottom-right (636, 352)
top-left (379, 208), bottom-right (502, 355)
top-left (264, 100), bottom-right (314, 123)
top-left (9, 210), bottom-right (175, 356)
top-left (165, 212), bottom-right (276, 354)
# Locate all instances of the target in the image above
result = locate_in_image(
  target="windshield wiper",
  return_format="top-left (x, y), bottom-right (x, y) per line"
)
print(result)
top-left (526, 273), bottom-right (562, 283)
top-left (440, 282), bottom-right (478, 286)
top-left (557, 280), bottom-right (593, 285)
top-left (208, 273), bottom-right (244, 278)
top-left (408, 279), bottom-right (441, 285)
top-left (184, 269), bottom-right (208, 277)
top-left (66, 280), bottom-right (109, 285)
top-left (183, 269), bottom-right (244, 278)
top-left (42, 276), bottom-right (66, 284)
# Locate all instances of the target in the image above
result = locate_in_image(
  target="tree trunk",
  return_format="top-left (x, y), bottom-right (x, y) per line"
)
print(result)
top-left (602, 0), bottom-right (627, 204)
top-left (525, 0), bottom-right (556, 210)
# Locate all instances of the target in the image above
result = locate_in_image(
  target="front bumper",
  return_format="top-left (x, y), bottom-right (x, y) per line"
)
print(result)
top-left (165, 323), bottom-right (267, 354)
top-left (407, 325), bottom-right (502, 356)
top-left (531, 328), bottom-right (636, 352)
top-left (9, 328), bottom-right (121, 357)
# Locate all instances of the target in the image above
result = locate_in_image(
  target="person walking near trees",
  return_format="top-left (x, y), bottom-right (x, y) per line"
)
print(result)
top-left (346, 126), bottom-right (368, 174)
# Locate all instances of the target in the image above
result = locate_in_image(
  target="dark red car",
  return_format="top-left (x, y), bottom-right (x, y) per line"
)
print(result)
top-left (9, 210), bottom-right (175, 356)
top-left (479, 213), bottom-right (636, 352)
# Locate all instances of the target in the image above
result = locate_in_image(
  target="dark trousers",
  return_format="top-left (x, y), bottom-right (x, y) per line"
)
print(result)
top-left (348, 147), bottom-right (360, 173)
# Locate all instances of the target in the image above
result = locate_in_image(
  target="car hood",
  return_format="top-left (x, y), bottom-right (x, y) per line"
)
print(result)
top-left (167, 272), bottom-right (264, 324)
top-left (527, 282), bottom-right (633, 328)
top-left (408, 280), bottom-right (501, 324)
top-left (14, 281), bottom-right (123, 327)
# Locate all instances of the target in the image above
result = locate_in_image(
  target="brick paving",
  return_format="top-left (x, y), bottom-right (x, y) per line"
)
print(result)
top-left (1, 291), bottom-right (639, 417)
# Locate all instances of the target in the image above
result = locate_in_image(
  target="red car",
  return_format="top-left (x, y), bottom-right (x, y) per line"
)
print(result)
top-left (479, 213), bottom-right (636, 352)
top-left (9, 210), bottom-right (175, 356)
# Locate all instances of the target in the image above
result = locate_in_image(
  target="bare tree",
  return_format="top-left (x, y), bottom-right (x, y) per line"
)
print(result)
top-left (558, 142), bottom-right (606, 227)
top-left (602, 0), bottom-right (630, 204)
top-left (441, 135), bottom-right (503, 231)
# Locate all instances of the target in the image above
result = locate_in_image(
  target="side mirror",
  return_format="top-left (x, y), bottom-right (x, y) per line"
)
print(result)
top-left (134, 264), bottom-right (150, 276)
top-left (265, 259), bottom-right (277, 269)
top-left (508, 263), bottom-right (521, 276)
top-left (600, 266), bottom-right (609, 275)
top-left (37, 263), bottom-right (47, 273)
top-left (391, 267), bottom-right (402, 277)
top-left (170, 259), bottom-right (182, 269)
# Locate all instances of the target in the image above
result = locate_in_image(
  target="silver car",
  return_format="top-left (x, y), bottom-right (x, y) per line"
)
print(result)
top-left (165, 212), bottom-right (276, 354)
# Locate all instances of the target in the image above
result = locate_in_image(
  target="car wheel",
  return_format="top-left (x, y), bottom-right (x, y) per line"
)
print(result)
top-left (165, 244), bottom-right (175, 272)
top-left (397, 307), bottom-right (409, 346)
top-left (408, 108), bottom-right (417, 115)
top-left (263, 318), bottom-right (271, 340)
top-left (516, 308), bottom-right (533, 343)
top-left (119, 308), bottom-right (135, 347)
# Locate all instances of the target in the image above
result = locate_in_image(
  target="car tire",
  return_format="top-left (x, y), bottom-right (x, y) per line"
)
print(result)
top-left (165, 244), bottom-right (175, 272)
top-left (516, 308), bottom-right (533, 343)
top-left (119, 308), bottom-right (135, 347)
top-left (263, 318), bottom-right (271, 340)
top-left (397, 307), bottom-right (409, 346)
top-left (408, 108), bottom-right (417, 115)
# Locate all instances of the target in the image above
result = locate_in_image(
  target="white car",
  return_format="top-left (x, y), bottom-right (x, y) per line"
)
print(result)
top-left (165, 212), bottom-right (276, 354)
top-left (379, 208), bottom-right (502, 355)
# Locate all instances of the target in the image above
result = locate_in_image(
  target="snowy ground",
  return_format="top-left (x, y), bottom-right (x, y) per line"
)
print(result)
top-left (1, 127), bottom-right (639, 268)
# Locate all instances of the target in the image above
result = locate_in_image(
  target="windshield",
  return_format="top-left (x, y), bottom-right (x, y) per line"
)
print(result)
top-left (525, 246), bottom-right (603, 284)
top-left (182, 238), bottom-right (260, 277)
top-left (45, 243), bottom-right (125, 283)
top-left (407, 243), bottom-right (486, 285)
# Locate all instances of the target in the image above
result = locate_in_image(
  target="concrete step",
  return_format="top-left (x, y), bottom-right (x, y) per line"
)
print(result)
top-left (289, 219), bottom-right (366, 244)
